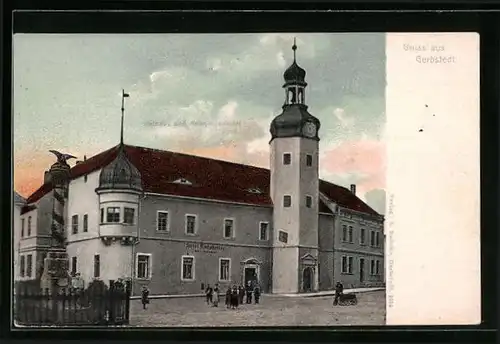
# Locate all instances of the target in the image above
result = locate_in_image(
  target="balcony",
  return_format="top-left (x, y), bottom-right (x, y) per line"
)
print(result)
top-left (99, 223), bottom-right (138, 246)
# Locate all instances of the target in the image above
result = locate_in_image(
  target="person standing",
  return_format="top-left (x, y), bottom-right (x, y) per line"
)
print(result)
top-left (141, 285), bottom-right (150, 310)
top-left (205, 284), bottom-right (213, 305)
top-left (245, 281), bottom-right (253, 304)
top-left (238, 285), bottom-right (245, 304)
top-left (231, 285), bottom-right (239, 309)
top-left (212, 283), bottom-right (220, 307)
top-left (254, 283), bottom-right (261, 304)
top-left (225, 287), bottom-right (231, 308)
top-left (333, 281), bottom-right (344, 306)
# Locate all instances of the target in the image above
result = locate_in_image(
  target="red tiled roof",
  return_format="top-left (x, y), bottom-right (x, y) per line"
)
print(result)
top-left (25, 144), bottom-right (380, 217)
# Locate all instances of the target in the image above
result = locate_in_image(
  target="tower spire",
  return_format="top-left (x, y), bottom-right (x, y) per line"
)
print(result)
top-left (292, 37), bottom-right (297, 62)
top-left (120, 89), bottom-right (130, 147)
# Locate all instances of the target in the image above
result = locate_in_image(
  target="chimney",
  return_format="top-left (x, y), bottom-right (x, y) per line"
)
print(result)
top-left (84, 155), bottom-right (87, 161)
top-left (350, 184), bottom-right (356, 195)
top-left (44, 170), bottom-right (52, 184)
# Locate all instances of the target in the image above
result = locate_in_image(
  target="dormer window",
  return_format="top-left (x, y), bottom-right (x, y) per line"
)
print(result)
top-left (172, 178), bottom-right (193, 185)
top-left (247, 188), bottom-right (263, 194)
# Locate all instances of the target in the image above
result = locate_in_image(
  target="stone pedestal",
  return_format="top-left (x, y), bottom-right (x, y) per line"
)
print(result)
top-left (40, 249), bottom-right (71, 294)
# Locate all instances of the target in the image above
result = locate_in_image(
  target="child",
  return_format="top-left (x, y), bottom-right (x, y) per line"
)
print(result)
top-left (141, 285), bottom-right (150, 310)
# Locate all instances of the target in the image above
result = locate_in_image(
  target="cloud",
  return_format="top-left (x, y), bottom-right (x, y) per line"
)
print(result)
top-left (321, 139), bottom-right (386, 197)
top-left (14, 33), bottom-right (387, 209)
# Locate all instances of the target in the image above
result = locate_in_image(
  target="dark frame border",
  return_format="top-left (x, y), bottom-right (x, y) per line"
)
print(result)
top-left (2, 2), bottom-right (498, 342)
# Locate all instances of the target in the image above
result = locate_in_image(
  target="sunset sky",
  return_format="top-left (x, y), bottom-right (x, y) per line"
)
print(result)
top-left (13, 33), bottom-right (386, 214)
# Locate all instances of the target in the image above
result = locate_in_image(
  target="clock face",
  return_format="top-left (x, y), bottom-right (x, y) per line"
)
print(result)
top-left (303, 122), bottom-right (317, 138)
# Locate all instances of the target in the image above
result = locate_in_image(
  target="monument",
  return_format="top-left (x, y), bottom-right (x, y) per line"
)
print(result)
top-left (40, 150), bottom-right (76, 294)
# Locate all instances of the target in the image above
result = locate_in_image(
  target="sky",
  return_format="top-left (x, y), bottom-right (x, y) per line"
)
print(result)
top-left (13, 33), bottom-right (386, 214)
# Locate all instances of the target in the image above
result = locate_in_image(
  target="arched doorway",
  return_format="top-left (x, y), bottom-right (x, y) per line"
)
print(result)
top-left (302, 267), bottom-right (313, 292)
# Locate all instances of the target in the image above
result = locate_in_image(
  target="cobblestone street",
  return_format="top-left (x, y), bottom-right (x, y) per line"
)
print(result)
top-left (130, 290), bottom-right (385, 327)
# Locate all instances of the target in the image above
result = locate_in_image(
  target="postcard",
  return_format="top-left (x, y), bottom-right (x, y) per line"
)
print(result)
top-left (12, 32), bottom-right (479, 327)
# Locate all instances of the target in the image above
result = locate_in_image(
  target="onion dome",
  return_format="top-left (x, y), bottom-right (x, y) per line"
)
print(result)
top-left (98, 145), bottom-right (143, 192)
top-left (283, 61), bottom-right (307, 86)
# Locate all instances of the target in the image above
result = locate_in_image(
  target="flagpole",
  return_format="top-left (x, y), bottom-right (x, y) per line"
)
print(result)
top-left (120, 89), bottom-right (125, 146)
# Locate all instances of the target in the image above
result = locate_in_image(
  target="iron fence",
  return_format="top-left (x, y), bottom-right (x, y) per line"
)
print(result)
top-left (14, 280), bottom-right (131, 326)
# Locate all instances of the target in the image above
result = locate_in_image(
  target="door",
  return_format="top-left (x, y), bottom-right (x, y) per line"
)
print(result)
top-left (302, 267), bottom-right (313, 292)
top-left (360, 258), bottom-right (365, 283)
top-left (244, 267), bottom-right (256, 286)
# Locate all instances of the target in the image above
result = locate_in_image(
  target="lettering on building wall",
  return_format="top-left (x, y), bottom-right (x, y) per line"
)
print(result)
top-left (185, 242), bottom-right (225, 253)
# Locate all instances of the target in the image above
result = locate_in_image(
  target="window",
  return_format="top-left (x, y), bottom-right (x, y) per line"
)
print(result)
top-left (305, 195), bottom-right (312, 208)
top-left (223, 218), bottom-right (234, 238)
top-left (71, 256), bottom-right (77, 276)
top-left (306, 154), bottom-right (313, 166)
top-left (342, 225), bottom-right (348, 242)
top-left (283, 195), bottom-right (291, 208)
top-left (278, 230), bottom-right (288, 243)
top-left (370, 231), bottom-right (376, 246)
top-left (259, 222), bottom-right (269, 241)
top-left (124, 207), bottom-right (135, 225)
top-left (27, 216), bottom-right (32, 236)
top-left (375, 260), bottom-right (381, 275)
top-left (100, 208), bottom-right (104, 223)
top-left (83, 214), bottom-right (88, 232)
top-left (20, 255), bottom-right (25, 277)
top-left (360, 228), bottom-right (366, 245)
top-left (157, 211), bottom-right (169, 231)
top-left (94, 254), bottom-right (100, 278)
top-left (219, 258), bottom-right (231, 282)
top-left (26, 254), bottom-right (33, 277)
top-left (72, 215), bottom-right (79, 234)
top-left (181, 256), bottom-right (195, 281)
top-left (341, 256), bottom-right (353, 274)
top-left (370, 259), bottom-right (376, 275)
top-left (283, 153), bottom-right (291, 165)
top-left (21, 218), bottom-right (25, 238)
top-left (375, 232), bottom-right (380, 247)
top-left (185, 215), bottom-right (197, 235)
top-left (348, 226), bottom-right (353, 243)
top-left (137, 254), bottom-right (151, 279)
top-left (106, 207), bottom-right (120, 223)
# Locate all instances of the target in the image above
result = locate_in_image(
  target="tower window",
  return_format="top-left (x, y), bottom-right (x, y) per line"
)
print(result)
top-left (106, 207), bottom-right (120, 223)
top-left (283, 153), bottom-right (291, 165)
top-left (305, 195), bottom-right (313, 208)
top-left (83, 214), bottom-right (88, 232)
top-left (27, 216), bottom-right (32, 236)
top-left (94, 254), bottom-right (100, 278)
top-left (124, 207), bottom-right (135, 225)
top-left (342, 225), bottom-right (348, 242)
top-left (20, 255), bottom-right (25, 277)
top-left (306, 154), bottom-right (313, 166)
top-left (283, 195), bottom-right (292, 208)
top-left (21, 218), bottom-right (25, 238)
top-left (72, 215), bottom-right (79, 234)
top-left (348, 226), bottom-right (353, 243)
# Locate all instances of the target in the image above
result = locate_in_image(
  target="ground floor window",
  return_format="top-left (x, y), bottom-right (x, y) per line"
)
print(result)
top-left (219, 258), bottom-right (231, 281)
top-left (341, 256), bottom-right (353, 274)
top-left (71, 256), bottom-right (78, 276)
top-left (181, 256), bottom-right (195, 281)
top-left (20, 255), bottom-right (25, 277)
top-left (94, 254), bottom-right (100, 278)
top-left (26, 254), bottom-right (33, 277)
top-left (137, 254), bottom-right (151, 279)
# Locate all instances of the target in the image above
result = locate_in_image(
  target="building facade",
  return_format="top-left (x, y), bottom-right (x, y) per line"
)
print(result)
top-left (14, 45), bottom-right (385, 295)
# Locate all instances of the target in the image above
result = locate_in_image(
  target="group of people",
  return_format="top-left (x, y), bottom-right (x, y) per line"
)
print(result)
top-left (205, 281), bottom-right (261, 309)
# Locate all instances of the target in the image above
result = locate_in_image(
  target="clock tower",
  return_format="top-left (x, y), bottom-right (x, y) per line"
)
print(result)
top-left (269, 39), bottom-right (321, 294)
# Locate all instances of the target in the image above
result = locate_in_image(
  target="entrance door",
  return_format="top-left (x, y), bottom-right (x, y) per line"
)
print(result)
top-left (360, 258), bottom-right (365, 283)
top-left (244, 267), bottom-right (257, 286)
top-left (302, 267), bottom-right (313, 292)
